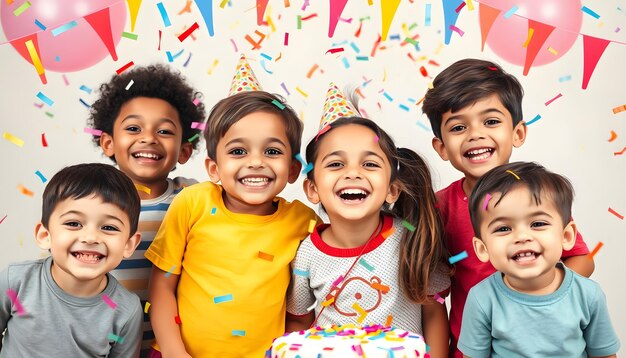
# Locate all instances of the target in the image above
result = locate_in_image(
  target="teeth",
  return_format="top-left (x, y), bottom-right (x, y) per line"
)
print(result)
top-left (340, 189), bottom-right (367, 195)
top-left (133, 152), bottom-right (160, 160)
top-left (73, 252), bottom-right (103, 262)
top-left (513, 252), bottom-right (537, 261)
top-left (241, 177), bottom-right (269, 186)
top-left (467, 148), bottom-right (491, 155)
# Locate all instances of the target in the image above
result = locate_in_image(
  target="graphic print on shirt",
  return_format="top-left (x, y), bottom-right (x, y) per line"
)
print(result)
top-left (330, 275), bottom-right (389, 317)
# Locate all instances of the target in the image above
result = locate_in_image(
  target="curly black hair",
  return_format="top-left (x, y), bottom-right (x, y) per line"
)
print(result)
top-left (88, 64), bottom-right (206, 159)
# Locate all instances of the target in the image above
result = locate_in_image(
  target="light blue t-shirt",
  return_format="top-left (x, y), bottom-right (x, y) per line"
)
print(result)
top-left (458, 263), bottom-right (620, 358)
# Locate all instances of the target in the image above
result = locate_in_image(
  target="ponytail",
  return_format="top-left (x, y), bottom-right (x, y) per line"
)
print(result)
top-left (388, 148), bottom-right (450, 303)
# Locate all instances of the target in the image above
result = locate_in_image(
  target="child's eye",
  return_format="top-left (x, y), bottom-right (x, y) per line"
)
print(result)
top-left (484, 118), bottom-right (501, 126)
top-left (228, 148), bottom-right (246, 156)
top-left (102, 225), bottom-right (120, 232)
top-left (326, 162), bottom-right (343, 168)
top-left (531, 221), bottom-right (549, 228)
top-left (450, 125), bottom-right (465, 132)
top-left (265, 148), bottom-right (283, 156)
top-left (157, 129), bottom-right (175, 135)
top-left (364, 162), bottom-right (380, 168)
top-left (493, 226), bottom-right (511, 233)
top-left (125, 126), bottom-right (141, 132)
top-left (63, 221), bottom-right (82, 228)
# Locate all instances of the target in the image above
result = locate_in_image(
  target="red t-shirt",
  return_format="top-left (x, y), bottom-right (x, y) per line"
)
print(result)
top-left (437, 178), bottom-right (590, 358)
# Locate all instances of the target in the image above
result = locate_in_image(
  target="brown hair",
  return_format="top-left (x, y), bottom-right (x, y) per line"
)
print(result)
top-left (469, 161), bottom-right (574, 238)
top-left (305, 117), bottom-right (450, 303)
top-left (41, 163), bottom-right (140, 235)
top-left (422, 58), bottom-right (524, 139)
top-left (204, 91), bottom-right (303, 160)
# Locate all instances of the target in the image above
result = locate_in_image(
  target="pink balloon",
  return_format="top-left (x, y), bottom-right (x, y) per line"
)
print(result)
top-left (484, 0), bottom-right (582, 67)
top-left (1, 0), bottom-right (126, 72)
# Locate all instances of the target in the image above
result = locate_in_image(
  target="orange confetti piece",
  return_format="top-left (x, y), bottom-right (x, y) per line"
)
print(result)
top-left (18, 184), bottom-right (34, 197)
top-left (257, 251), bottom-right (274, 261)
top-left (608, 130), bottom-right (617, 142)
top-left (135, 184), bottom-right (151, 194)
top-left (614, 147), bottom-right (626, 156)
top-left (284, 0), bottom-right (290, 7)
top-left (372, 282), bottom-right (390, 293)
top-left (321, 297), bottom-right (335, 307)
top-left (385, 315), bottom-right (393, 326)
top-left (306, 64), bottom-right (319, 78)
top-left (587, 242), bottom-right (603, 259)
top-left (523, 28), bottom-right (534, 48)
top-left (608, 207), bottom-right (624, 220)
top-left (613, 104), bottom-right (626, 114)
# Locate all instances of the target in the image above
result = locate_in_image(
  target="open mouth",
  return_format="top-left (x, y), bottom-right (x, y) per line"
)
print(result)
top-left (132, 152), bottom-right (162, 160)
top-left (239, 177), bottom-right (272, 187)
top-left (72, 251), bottom-right (105, 264)
top-left (511, 250), bottom-right (539, 263)
top-left (464, 148), bottom-right (494, 161)
top-left (337, 188), bottom-right (369, 202)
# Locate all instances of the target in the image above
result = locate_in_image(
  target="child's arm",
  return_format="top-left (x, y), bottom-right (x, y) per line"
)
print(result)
top-left (422, 301), bottom-right (449, 358)
top-left (563, 255), bottom-right (594, 277)
top-left (285, 312), bottom-right (314, 332)
top-left (148, 266), bottom-right (191, 358)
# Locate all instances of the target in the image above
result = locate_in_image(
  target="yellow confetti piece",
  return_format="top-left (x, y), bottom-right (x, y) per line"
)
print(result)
top-left (523, 28), bottom-right (534, 48)
top-left (207, 59), bottom-right (219, 75)
top-left (144, 301), bottom-right (151, 314)
top-left (428, 81), bottom-right (434, 89)
top-left (135, 184), bottom-right (151, 194)
top-left (3, 132), bottom-right (24, 147)
top-left (352, 302), bottom-right (367, 323)
top-left (219, 0), bottom-right (229, 8)
top-left (547, 46), bottom-right (558, 55)
top-left (506, 169), bottom-right (521, 180)
top-left (295, 86), bottom-right (309, 98)
top-left (308, 219), bottom-right (316, 233)
top-left (321, 297), bottom-right (335, 306)
top-left (466, 0), bottom-right (474, 11)
top-left (18, 184), bottom-right (34, 197)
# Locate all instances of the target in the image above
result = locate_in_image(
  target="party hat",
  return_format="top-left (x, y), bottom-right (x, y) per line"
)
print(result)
top-left (319, 83), bottom-right (359, 131)
top-left (228, 55), bottom-right (262, 96)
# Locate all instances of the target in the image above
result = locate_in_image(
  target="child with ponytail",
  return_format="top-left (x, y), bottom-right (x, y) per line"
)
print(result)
top-left (286, 84), bottom-right (451, 358)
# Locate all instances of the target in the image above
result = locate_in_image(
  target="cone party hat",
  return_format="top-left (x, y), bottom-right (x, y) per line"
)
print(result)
top-left (319, 82), bottom-right (359, 131)
top-left (228, 55), bottom-right (262, 95)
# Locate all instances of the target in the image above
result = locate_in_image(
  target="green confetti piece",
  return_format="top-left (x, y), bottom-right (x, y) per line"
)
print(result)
top-left (402, 220), bottom-right (416, 232)
top-left (122, 31), bottom-right (138, 40)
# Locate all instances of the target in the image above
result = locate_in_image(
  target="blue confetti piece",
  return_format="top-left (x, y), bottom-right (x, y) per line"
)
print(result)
top-left (55, 56), bottom-right (61, 62)
top-left (558, 75), bottom-right (571, 82)
top-left (214, 294), bottom-right (233, 304)
top-left (34, 19), bottom-right (46, 31)
top-left (166, 49), bottom-right (185, 63)
top-left (399, 104), bottom-right (410, 112)
top-left (526, 114), bottom-right (542, 125)
top-left (503, 5), bottom-right (518, 19)
top-left (449, 250), bottom-right (468, 264)
top-left (183, 52), bottom-right (192, 67)
top-left (232, 330), bottom-right (246, 336)
top-left (108, 332), bottom-right (125, 344)
top-left (341, 57), bottom-right (350, 68)
top-left (293, 268), bottom-right (310, 277)
top-left (80, 85), bottom-right (92, 94)
top-left (35, 170), bottom-right (47, 183)
top-left (36, 92), bottom-right (54, 106)
top-left (389, 34), bottom-right (401, 41)
top-left (301, 163), bottom-right (314, 175)
top-left (356, 56), bottom-right (369, 61)
top-left (211, 207), bottom-right (217, 215)
top-left (581, 6), bottom-right (600, 19)
top-left (358, 258), bottom-right (374, 271)
top-left (425, 4), bottom-right (432, 26)
top-left (350, 42), bottom-right (360, 53)
top-left (164, 265), bottom-right (176, 278)
top-left (51, 20), bottom-right (78, 36)
top-left (157, 2), bottom-right (172, 27)
top-left (260, 53), bottom-right (272, 60)
top-left (383, 91), bottom-right (393, 102)
top-left (79, 98), bottom-right (91, 108)
top-left (415, 121), bottom-right (431, 132)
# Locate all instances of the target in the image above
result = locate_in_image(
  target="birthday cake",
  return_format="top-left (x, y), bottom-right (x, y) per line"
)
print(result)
top-left (268, 325), bottom-right (428, 357)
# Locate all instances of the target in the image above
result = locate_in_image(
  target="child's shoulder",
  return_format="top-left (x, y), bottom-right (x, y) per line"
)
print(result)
top-left (277, 197), bottom-right (317, 218)
top-left (3, 258), bottom-right (46, 278)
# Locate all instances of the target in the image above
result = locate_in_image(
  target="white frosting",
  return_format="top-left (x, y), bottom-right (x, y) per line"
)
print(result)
top-left (269, 325), bottom-right (428, 358)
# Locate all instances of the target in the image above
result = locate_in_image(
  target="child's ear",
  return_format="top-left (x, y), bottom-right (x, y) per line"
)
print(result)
top-left (99, 132), bottom-right (115, 157)
top-left (303, 178), bottom-right (320, 204)
top-left (431, 137), bottom-right (449, 161)
top-left (512, 121), bottom-right (527, 148)
top-left (123, 233), bottom-right (142, 258)
top-left (472, 237), bottom-right (491, 263)
top-left (385, 180), bottom-right (401, 204)
top-left (177, 142), bottom-right (193, 165)
top-left (35, 223), bottom-right (51, 250)
top-left (562, 220), bottom-right (577, 251)
top-left (288, 159), bottom-right (302, 184)
top-left (205, 157), bottom-right (221, 182)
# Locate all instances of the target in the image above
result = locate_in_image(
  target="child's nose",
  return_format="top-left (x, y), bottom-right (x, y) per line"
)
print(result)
top-left (343, 165), bottom-right (362, 179)
top-left (139, 131), bottom-right (156, 144)
top-left (247, 153), bottom-right (265, 168)
top-left (514, 230), bottom-right (533, 244)
top-left (468, 126), bottom-right (486, 140)
top-left (81, 229), bottom-right (101, 244)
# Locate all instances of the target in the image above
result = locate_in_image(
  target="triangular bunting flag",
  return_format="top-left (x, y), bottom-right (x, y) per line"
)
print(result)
top-left (478, 3), bottom-right (501, 51)
top-left (442, 0), bottom-right (465, 44)
top-left (328, 0), bottom-right (348, 37)
top-left (11, 34), bottom-right (46, 84)
top-left (126, 0), bottom-right (142, 32)
top-left (194, 0), bottom-right (215, 36)
top-left (523, 20), bottom-right (555, 76)
top-left (84, 7), bottom-right (118, 61)
top-left (380, 0), bottom-right (401, 41)
top-left (582, 35), bottom-right (610, 89)
top-left (257, 0), bottom-right (269, 25)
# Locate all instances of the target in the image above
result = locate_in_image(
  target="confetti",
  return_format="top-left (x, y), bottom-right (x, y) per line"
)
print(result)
top-left (433, 292), bottom-right (445, 304)
top-left (260, 59), bottom-right (273, 74)
top-left (178, 22), bottom-right (199, 42)
top-left (3, 132), bottom-right (25, 147)
top-left (325, 47), bottom-right (344, 54)
top-left (125, 80), bottom-right (134, 90)
top-left (295, 86), bottom-right (308, 98)
top-left (352, 302), bottom-right (367, 323)
top-left (51, 20), bottom-right (78, 36)
top-left (214, 294), bottom-right (233, 304)
top-left (116, 61), bottom-right (134, 75)
top-left (187, 133), bottom-right (200, 142)
top-left (608, 207), bottom-right (624, 220)
top-left (36, 92), bottom-right (54, 106)
top-left (165, 265), bottom-right (176, 278)
top-left (293, 268), bottom-right (310, 277)
top-left (608, 130), bottom-right (617, 142)
top-left (34, 170), bottom-right (47, 183)
top-left (6, 289), bottom-right (26, 316)
top-left (449, 251), bottom-right (468, 264)
top-left (455, 2), bottom-right (465, 13)
top-left (506, 169), bottom-right (521, 180)
top-left (425, 3), bottom-right (431, 26)
top-left (122, 31), bottom-right (138, 40)
top-left (544, 93), bottom-right (562, 106)
top-left (157, 2), bottom-right (172, 27)
top-left (84, 127), bottom-right (103, 137)
top-left (102, 294), bottom-right (117, 309)
top-left (108, 333), bottom-right (125, 344)
top-left (547, 46), bottom-right (558, 55)
top-left (466, 0), bottom-right (475, 11)
top-left (174, 315), bottom-right (182, 324)
top-left (401, 220), bottom-right (416, 232)
top-left (13, 1), bottom-right (31, 16)
top-left (523, 28), bottom-right (534, 48)
top-left (79, 98), bottom-right (91, 109)
top-left (79, 85), bottom-right (92, 94)
top-left (232, 330), bottom-right (246, 336)
top-left (283, 32), bottom-right (289, 45)
top-left (191, 122), bottom-right (206, 130)
top-left (613, 147), bottom-right (626, 156)
top-left (308, 219), bottom-right (316, 233)
top-left (135, 184), bottom-right (151, 194)
top-left (449, 25), bottom-right (464, 37)
top-left (17, 184), bottom-right (34, 196)
top-left (358, 258), bottom-right (374, 271)
top-left (503, 5), bottom-right (518, 18)
top-left (526, 114), bottom-right (542, 125)
top-left (230, 38), bottom-right (238, 52)
top-left (558, 75), bottom-right (571, 82)
top-left (258, 251), bottom-right (274, 261)
top-left (587, 242), bottom-right (603, 259)
top-left (581, 6), bottom-right (600, 19)
top-left (399, 104), bottom-right (409, 112)
top-left (211, 207), bottom-right (217, 215)
top-left (158, 30), bottom-right (162, 50)
top-left (207, 59), bottom-right (219, 75)
top-left (0, 215), bottom-right (6, 225)
top-left (385, 315), bottom-right (393, 327)
top-left (372, 282), bottom-right (390, 293)
top-left (144, 301), bottom-right (151, 314)
top-left (612, 104), bottom-right (626, 114)
top-left (34, 19), bottom-right (46, 30)
top-left (482, 193), bottom-right (492, 210)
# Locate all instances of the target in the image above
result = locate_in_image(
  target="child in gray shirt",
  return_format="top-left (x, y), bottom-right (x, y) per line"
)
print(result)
top-left (0, 163), bottom-right (144, 357)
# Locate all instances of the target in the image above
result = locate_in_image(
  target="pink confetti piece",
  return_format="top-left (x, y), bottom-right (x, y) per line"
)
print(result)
top-left (482, 193), bottom-right (492, 210)
top-left (62, 74), bottom-right (69, 86)
top-left (230, 38), bottom-right (238, 52)
top-left (608, 207), bottom-right (624, 220)
top-left (0, 214), bottom-right (7, 225)
top-left (433, 292), bottom-right (445, 304)
top-left (544, 93), bottom-right (563, 106)
top-left (102, 294), bottom-right (117, 309)
top-left (191, 121), bottom-right (206, 130)
top-left (449, 25), bottom-right (464, 37)
top-left (284, 32), bottom-right (289, 45)
top-left (192, 98), bottom-right (201, 106)
top-left (84, 127), bottom-right (103, 136)
top-left (6, 289), bottom-right (26, 316)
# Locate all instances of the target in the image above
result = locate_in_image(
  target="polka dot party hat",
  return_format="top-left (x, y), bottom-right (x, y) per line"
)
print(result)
top-left (228, 54), bottom-right (262, 96)
top-left (319, 82), bottom-right (359, 131)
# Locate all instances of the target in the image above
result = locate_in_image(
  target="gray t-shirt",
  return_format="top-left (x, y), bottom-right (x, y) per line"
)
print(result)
top-left (0, 257), bottom-right (142, 357)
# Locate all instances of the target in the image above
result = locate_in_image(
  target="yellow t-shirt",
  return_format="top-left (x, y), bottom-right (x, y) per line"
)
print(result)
top-left (145, 181), bottom-right (318, 357)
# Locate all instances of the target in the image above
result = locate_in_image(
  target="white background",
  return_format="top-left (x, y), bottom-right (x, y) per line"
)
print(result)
top-left (1, 0), bottom-right (624, 352)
